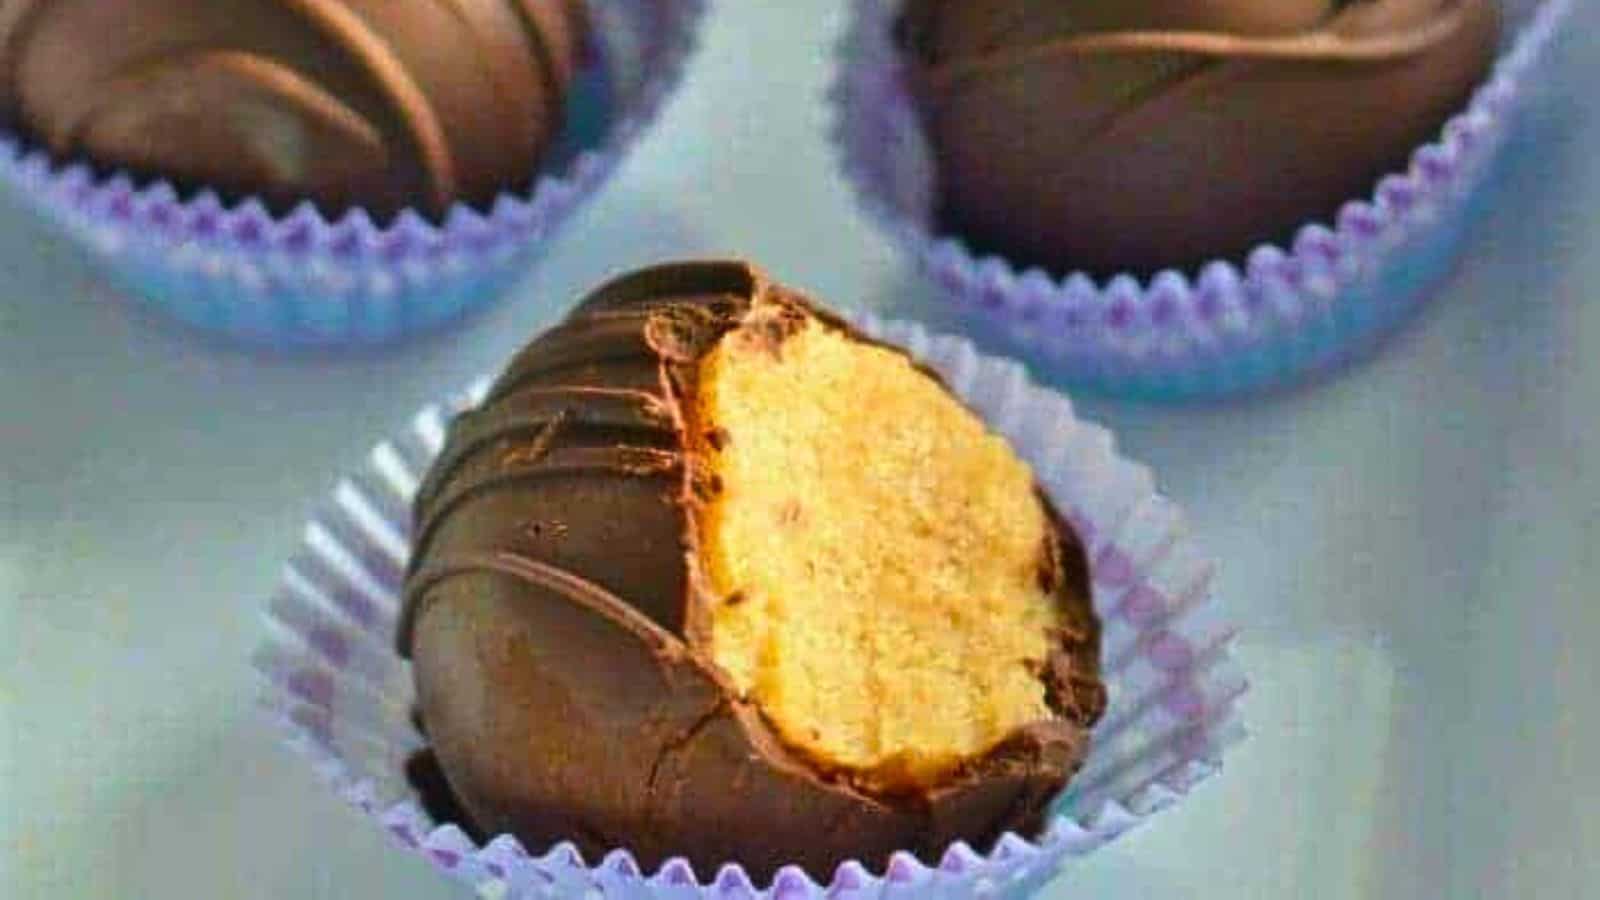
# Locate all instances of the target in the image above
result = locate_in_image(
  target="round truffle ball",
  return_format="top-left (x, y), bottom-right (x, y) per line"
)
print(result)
top-left (900, 0), bottom-right (1501, 275)
top-left (0, 0), bottom-right (588, 220)
top-left (399, 261), bottom-right (1106, 880)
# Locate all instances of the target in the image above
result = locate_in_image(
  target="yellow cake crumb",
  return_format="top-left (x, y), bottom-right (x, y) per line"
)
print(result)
top-left (694, 308), bottom-right (1063, 790)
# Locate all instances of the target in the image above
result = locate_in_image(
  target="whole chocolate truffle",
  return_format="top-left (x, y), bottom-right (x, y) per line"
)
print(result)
top-left (900, 0), bottom-right (1501, 275)
top-left (399, 260), bottom-right (1106, 880)
top-left (0, 0), bottom-right (587, 220)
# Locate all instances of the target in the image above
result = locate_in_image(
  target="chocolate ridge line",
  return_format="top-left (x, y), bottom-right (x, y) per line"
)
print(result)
top-left (52, 49), bottom-right (382, 161)
top-left (277, 0), bottom-right (456, 208)
top-left (430, 0), bottom-right (547, 165)
top-left (915, 2), bottom-right (1469, 91)
top-left (408, 445), bottom-right (682, 580)
top-left (573, 260), bottom-right (762, 316)
top-left (415, 385), bottom-right (673, 512)
top-left (402, 549), bottom-right (684, 661)
top-left (485, 312), bottom-right (679, 402)
top-left (509, 0), bottom-right (575, 107)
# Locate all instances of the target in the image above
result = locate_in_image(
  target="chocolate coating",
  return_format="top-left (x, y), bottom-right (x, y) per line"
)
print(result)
top-left (398, 261), bottom-right (1106, 881)
top-left (900, 0), bottom-right (1501, 275)
top-left (0, 0), bottom-right (587, 220)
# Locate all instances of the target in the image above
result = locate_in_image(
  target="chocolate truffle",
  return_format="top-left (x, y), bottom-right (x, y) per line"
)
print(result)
top-left (0, 0), bottom-right (587, 220)
top-left (399, 260), bottom-right (1105, 880)
top-left (900, 0), bottom-right (1501, 275)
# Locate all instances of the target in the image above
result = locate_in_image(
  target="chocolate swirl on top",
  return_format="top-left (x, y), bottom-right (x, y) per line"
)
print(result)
top-left (398, 260), bottom-right (1105, 880)
top-left (0, 0), bottom-right (587, 220)
top-left (899, 0), bottom-right (1501, 275)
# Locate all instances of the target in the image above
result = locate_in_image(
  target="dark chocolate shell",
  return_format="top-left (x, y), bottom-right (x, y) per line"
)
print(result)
top-left (0, 0), bottom-right (587, 219)
top-left (901, 0), bottom-right (1501, 275)
top-left (398, 261), bottom-right (1105, 881)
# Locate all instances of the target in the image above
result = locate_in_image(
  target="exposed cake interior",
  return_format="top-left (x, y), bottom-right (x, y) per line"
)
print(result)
top-left (692, 302), bottom-right (1066, 792)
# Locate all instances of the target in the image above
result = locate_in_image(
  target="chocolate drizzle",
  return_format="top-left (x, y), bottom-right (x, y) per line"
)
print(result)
top-left (899, 0), bottom-right (1502, 275)
top-left (912, 2), bottom-right (1476, 85)
top-left (0, 0), bottom-right (588, 220)
top-left (399, 260), bottom-right (1105, 880)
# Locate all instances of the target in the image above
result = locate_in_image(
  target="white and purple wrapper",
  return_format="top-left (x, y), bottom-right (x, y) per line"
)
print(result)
top-left (831, 0), bottom-right (1574, 401)
top-left (255, 317), bottom-right (1246, 898)
top-left (0, 0), bottom-right (703, 350)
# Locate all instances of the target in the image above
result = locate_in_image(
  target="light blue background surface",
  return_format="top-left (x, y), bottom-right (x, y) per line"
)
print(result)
top-left (2, 2), bottom-right (1596, 896)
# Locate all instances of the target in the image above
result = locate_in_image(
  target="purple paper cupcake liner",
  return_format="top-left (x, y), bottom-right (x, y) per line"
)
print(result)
top-left (830, 0), bottom-right (1574, 401)
top-left (0, 0), bottom-right (705, 351)
top-left (255, 315), bottom-right (1246, 898)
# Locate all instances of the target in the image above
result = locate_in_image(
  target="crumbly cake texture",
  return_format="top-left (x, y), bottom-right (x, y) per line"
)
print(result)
top-left (696, 310), bottom-right (1066, 792)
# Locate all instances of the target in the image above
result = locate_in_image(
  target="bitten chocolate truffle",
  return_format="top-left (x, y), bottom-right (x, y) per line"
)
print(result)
top-left (0, 0), bottom-right (587, 220)
top-left (398, 260), bottom-right (1106, 880)
top-left (899, 0), bottom-right (1501, 274)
